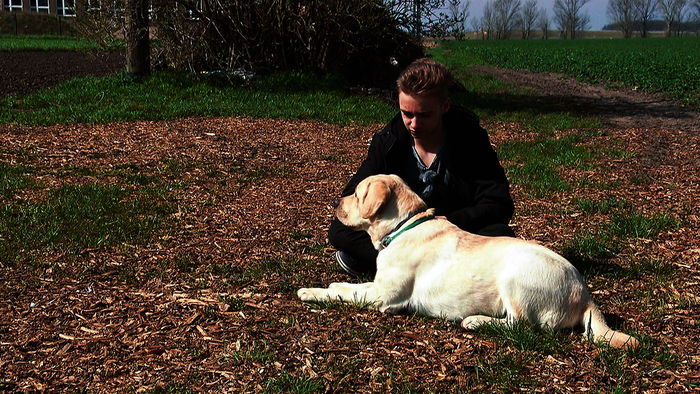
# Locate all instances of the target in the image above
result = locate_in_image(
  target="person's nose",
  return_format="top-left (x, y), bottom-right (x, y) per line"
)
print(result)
top-left (411, 116), bottom-right (420, 129)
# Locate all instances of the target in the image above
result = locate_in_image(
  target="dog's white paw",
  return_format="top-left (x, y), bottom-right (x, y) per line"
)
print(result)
top-left (297, 287), bottom-right (323, 302)
top-left (461, 315), bottom-right (493, 330)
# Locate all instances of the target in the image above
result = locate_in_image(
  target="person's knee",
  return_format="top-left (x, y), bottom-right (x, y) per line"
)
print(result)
top-left (328, 219), bottom-right (377, 266)
top-left (328, 219), bottom-right (345, 249)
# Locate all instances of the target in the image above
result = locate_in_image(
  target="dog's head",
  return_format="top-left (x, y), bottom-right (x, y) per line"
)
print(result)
top-left (336, 174), bottom-right (427, 248)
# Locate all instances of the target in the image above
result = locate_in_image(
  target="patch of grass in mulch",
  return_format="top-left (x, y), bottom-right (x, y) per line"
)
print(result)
top-left (0, 118), bottom-right (697, 392)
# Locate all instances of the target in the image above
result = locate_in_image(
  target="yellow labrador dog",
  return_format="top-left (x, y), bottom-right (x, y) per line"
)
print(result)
top-left (298, 174), bottom-right (639, 349)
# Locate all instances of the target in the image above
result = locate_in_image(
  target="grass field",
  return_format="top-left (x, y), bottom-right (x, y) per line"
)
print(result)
top-left (431, 37), bottom-right (700, 108)
top-left (0, 34), bottom-right (112, 51)
top-left (0, 71), bottom-right (396, 126)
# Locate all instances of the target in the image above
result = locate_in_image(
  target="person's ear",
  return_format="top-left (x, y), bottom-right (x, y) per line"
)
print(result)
top-left (441, 97), bottom-right (451, 115)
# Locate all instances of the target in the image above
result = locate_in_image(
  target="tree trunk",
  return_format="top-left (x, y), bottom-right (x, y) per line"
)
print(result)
top-left (126, 0), bottom-right (150, 77)
top-left (413, 0), bottom-right (423, 39)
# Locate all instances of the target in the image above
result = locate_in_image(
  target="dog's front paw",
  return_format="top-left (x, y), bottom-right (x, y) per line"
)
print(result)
top-left (461, 315), bottom-right (496, 330)
top-left (297, 287), bottom-right (324, 302)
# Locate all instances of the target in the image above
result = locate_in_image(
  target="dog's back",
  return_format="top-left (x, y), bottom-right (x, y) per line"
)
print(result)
top-left (381, 219), bottom-right (583, 325)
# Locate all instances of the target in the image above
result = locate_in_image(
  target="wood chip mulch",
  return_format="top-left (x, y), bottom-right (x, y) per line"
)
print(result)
top-left (0, 116), bottom-right (698, 392)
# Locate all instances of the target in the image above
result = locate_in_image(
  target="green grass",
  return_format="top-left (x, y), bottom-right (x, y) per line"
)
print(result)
top-left (475, 352), bottom-right (532, 391)
top-left (432, 37), bottom-right (700, 108)
top-left (0, 182), bottom-right (175, 266)
top-left (219, 295), bottom-right (247, 311)
top-left (262, 371), bottom-right (325, 393)
top-left (151, 381), bottom-right (195, 394)
top-left (0, 34), bottom-right (110, 51)
top-left (240, 165), bottom-right (293, 184)
top-left (232, 256), bottom-right (314, 293)
top-left (474, 320), bottom-right (570, 354)
top-left (562, 230), bottom-right (619, 269)
top-left (0, 161), bottom-right (37, 197)
top-left (301, 295), bottom-right (378, 312)
top-left (219, 341), bottom-right (275, 363)
top-left (0, 71), bottom-right (395, 126)
top-left (57, 163), bottom-right (159, 185)
top-left (498, 134), bottom-right (594, 196)
top-left (562, 207), bottom-right (679, 273)
top-left (628, 258), bottom-right (675, 283)
top-left (572, 196), bottom-right (627, 214)
top-left (610, 210), bottom-right (679, 238)
top-left (596, 335), bottom-right (679, 388)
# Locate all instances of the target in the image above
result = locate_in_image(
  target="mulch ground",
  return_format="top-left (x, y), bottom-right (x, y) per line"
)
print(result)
top-left (0, 52), bottom-right (699, 391)
top-left (0, 115), bottom-right (698, 392)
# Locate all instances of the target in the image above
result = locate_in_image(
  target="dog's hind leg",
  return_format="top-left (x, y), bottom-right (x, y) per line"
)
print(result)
top-left (461, 315), bottom-right (507, 330)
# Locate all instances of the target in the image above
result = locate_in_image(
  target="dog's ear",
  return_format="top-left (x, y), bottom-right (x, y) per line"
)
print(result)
top-left (360, 179), bottom-right (391, 219)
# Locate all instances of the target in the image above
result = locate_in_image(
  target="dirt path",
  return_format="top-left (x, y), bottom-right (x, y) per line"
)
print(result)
top-left (472, 65), bottom-right (700, 132)
top-left (0, 51), bottom-right (123, 98)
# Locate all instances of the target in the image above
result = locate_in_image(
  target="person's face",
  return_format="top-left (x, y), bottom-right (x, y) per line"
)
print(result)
top-left (398, 90), bottom-right (450, 141)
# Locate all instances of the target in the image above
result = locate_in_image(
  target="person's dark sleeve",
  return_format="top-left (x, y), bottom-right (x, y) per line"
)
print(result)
top-left (445, 125), bottom-right (514, 232)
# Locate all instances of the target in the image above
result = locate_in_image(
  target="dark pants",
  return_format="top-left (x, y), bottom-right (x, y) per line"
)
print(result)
top-left (328, 218), bottom-right (516, 276)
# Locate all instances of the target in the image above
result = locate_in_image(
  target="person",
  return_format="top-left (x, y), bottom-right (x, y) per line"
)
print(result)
top-left (328, 58), bottom-right (515, 277)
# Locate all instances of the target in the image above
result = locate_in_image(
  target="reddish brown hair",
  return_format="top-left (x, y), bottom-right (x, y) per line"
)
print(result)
top-left (396, 58), bottom-right (453, 99)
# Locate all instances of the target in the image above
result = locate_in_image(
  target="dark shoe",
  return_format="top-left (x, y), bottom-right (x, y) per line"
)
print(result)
top-left (335, 251), bottom-right (365, 277)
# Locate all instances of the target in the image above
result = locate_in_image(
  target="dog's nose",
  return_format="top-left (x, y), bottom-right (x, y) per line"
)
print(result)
top-left (333, 198), bottom-right (341, 209)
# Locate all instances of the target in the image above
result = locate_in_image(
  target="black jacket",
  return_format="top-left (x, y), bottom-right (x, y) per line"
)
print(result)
top-left (341, 105), bottom-right (514, 233)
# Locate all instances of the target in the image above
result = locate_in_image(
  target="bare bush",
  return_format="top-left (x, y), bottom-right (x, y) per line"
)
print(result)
top-left (78, 0), bottom-right (422, 87)
top-left (446, 0), bottom-right (470, 39)
top-left (74, 0), bottom-right (125, 51)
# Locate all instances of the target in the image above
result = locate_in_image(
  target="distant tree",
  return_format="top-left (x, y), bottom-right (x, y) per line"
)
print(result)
top-left (480, 1), bottom-right (497, 38)
top-left (658, 0), bottom-right (689, 36)
top-left (384, 0), bottom-right (447, 39)
top-left (491, 0), bottom-right (522, 39)
top-left (634, 0), bottom-right (657, 37)
top-left (553, 0), bottom-right (591, 39)
top-left (520, 0), bottom-right (539, 38)
top-left (470, 16), bottom-right (484, 38)
top-left (537, 7), bottom-right (550, 38)
top-left (447, 0), bottom-right (471, 39)
top-left (607, 0), bottom-right (637, 37)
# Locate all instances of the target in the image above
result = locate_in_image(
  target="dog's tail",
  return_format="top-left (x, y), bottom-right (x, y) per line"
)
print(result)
top-left (582, 303), bottom-right (639, 350)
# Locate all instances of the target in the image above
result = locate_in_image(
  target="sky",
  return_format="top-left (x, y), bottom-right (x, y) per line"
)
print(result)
top-left (458, 0), bottom-right (611, 31)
